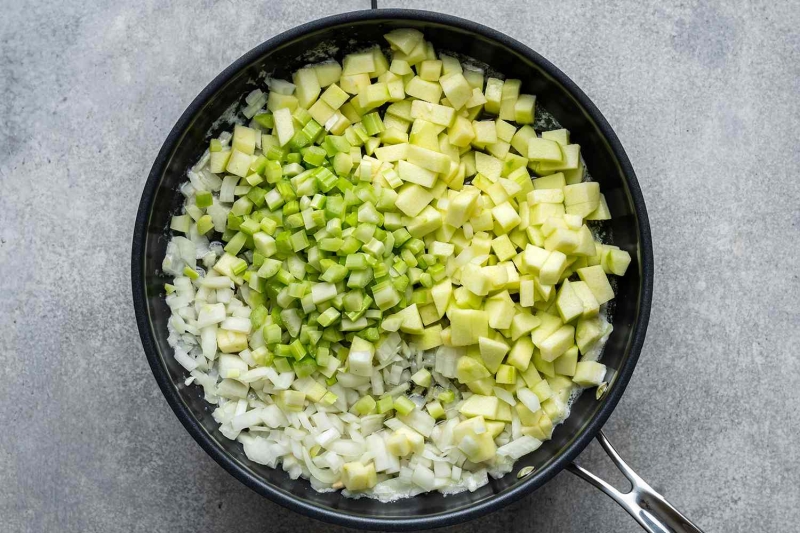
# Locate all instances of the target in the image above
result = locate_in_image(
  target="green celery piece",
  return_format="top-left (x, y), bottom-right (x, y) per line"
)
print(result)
top-left (195, 191), bottom-right (213, 208)
top-left (196, 215), bottom-right (214, 235)
top-left (289, 339), bottom-right (307, 360)
top-left (274, 358), bottom-right (292, 373)
top-left (254, 112), bottom-right (274, 129)
top-left (239, 217), bottom-right (261, 235)
top-left (231, 197), bottom-right (254, 216)
top-left (224, 232), bottom-right (247, 255)
top-left (246, 187), bottom-right (267, 207)
top-left (292, 107), bottom-right (312, 126)
top-left (302, 146), bottom-right (327, 167)
top-left (249, 155), bottom-right (268, 176)
top-left (264, 160), bottom-right (283, 183)
top-left (392, 228), bottom-right (411, 247)
top-left (293, 358), bottom-right (317, 378)
top-left (376, 395), bottom-right (394, 414)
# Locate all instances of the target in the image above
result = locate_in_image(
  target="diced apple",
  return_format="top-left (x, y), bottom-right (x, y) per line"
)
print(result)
top-left (539, 250), bottom-right (567, 285)
top-left (507, 336), bottom-right (534, 371)
top-left (486, 290), bottom-right (515, 329)
top-left (528, 138), bottom-right (563, 162)
top-left (576, 265), bottom-right (615, 304)
top-left (603, 248), bottom-right (632, 276)
top-left (459, 394), bottom-right (499, 418)
top-left (405, 76), bottom-right (443, 103)
top-left (573, 361), bottom-right (607, 387)
top-left (450, 309), bottom-right (489, 346)
top-left (478, 336), bottom-right (510, 373)
top-left (576, 315), bottom-right (604, 354)
top-left (456, 355), bottom-right (491, 383)
top-left (454, 416), bottom-right (497, 463)
top-left (554, 346), bottom-right (579, 376)
top-left (539, 325), bottom-right (575, 362)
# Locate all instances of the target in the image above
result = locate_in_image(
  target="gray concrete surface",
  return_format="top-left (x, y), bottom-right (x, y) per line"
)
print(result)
top-left (1, 0), bottom-right (798, 531)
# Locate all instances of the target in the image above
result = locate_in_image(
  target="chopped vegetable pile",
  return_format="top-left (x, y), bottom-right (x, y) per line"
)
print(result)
top-left (162, 28), bottom-right (631, 500)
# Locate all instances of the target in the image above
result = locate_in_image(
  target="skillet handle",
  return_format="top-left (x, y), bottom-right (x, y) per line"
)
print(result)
top-left (567, 431), bottom-right (704, 533)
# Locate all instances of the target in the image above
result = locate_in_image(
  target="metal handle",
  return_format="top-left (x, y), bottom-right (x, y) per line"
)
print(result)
top-left (567, 431), bottom-right (704, 533)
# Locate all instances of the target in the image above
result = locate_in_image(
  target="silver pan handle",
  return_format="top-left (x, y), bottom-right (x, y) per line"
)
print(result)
top-left (567, 431), bottom-right (704, 533)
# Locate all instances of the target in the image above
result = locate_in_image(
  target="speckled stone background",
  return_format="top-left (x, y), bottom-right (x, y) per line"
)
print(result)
top-left (1, 1), bottom-right (798, 532)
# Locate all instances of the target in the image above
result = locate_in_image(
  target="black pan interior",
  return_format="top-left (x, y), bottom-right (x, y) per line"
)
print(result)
top-left (132, 9), bottom-right (652, 531)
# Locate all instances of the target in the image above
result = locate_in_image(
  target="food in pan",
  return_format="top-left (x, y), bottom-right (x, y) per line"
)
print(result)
top-left (161, 28), bottom-right (630, 500)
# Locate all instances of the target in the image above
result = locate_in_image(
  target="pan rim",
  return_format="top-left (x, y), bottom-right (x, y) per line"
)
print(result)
top-left (131, 8), bottom-right (653, 531)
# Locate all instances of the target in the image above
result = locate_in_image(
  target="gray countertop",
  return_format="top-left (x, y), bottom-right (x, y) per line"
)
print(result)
top-left (2, 1), bottom-right (799, 531)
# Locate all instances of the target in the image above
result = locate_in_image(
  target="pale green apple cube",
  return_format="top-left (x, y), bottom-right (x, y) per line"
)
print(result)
top-left (448, 116), bottom-right (476, 147)
top-left (539, 324), bottom-right (575, 362)
top-left (450, 309), bottom-right (489, 346)
top-left (472, 120), bottom-right (498, 145)
top-left (445, 187), bottom-right (480, 227)
top-left (577, 265), bottom-right (615, 304)
top-left (495, 364), bottom-right (517, 385)
top-left (226, 149), bottom-right (254, 177)
top-left (586, 193), bottom-right (612, 220)
top-left (405, 76), bottom-right (442, 103)
top-left (554, 346), bottom-right (579, 376)
top-left (556, 280), bottom-right (584, 323)
top-left (478, 336), bottom-right (510, 373)
top-left (532, 172), bottom-right (566, 190)
top-left (573, 361), bottom-right (607, 387)
top-left (514, 94), bottom-right (536, 124)
top-left (576, 315), bottom-right (604, 353)
top-left (544, 228), bottom-right (579, 254)
top-left (293, 67), bottom-right (321, 108)
top-left (484, 77), bottom-right (504, 114)
top-left (539, 250), bottom-right (567, 285)
top-left (520, 278), bottom-right (536, 307)
top-left (341, 462), bottom-right (377, 491)
top-left (475, 152), bottom-right (502, 181)
top-left (232, 125), bottom-right (257, 155)
top-left (541, 128), bottom-right (570, 146)
top-left (397, 160), bottom-right (437, 187)
top-left (358, 82), bottom-right (390, 111)
top-left (273, 108), bottom-right (295, 147)
top-left (395, 183), bottom-right (434, 217)
top-left (312, 61), bottom-right (342, 87)
top-left (491, 234), bottom-right (517, 261)
top-left (339, 73), bottom-right (371, 95)
top-left (571, 280), bottom-right (600, 317)
top-left (507, 336), bottom-right (534, 371)
top-left (528, 138), bottom-right (563, 163)
top-left (419, 59), bottom-right (442, 81)
top-left (390, 59), bottom-right (413, 75)
top-left (491, 202), bottom-right (521, 233)
top-left (374, 142), bottom-right (408, 162)
top-left (410, 100), bottom-right (455, 126)
top-left (564, 182), bottom-right (600, 206)
top-left (603, 248), bottom-right (632, 276)
top-left (539, 144), bottom-right (581, 172)
top-left (456, 355), bottom-right (491, 382)
top-left (342, 51), bottom-right (376, 76)
top-left (459, 394), bottom-right (499, 418)
top-left (406, 144), bottom-right (451, 174)
top-left (209, 150), bottom-right (231, 174)
top-left (439, 72), bottom-right (472, 110)
top-left (572, 225), bottom-right (597, 257)
top-left (499, 79), bottom-right (521, 121)
top-left (485, 290), bottom-right (515, 329)
top-left (384, 28), bottom-right (424, 54)
top-left (408, 205), bottom-right (442, 237)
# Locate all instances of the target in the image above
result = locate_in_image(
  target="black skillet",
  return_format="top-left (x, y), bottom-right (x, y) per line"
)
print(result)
top-left (132, 7), bottom-right (703, 532)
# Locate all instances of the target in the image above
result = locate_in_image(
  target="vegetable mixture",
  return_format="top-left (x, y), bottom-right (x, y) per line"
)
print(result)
top-left (162, 28), bottom-right (631, 500)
